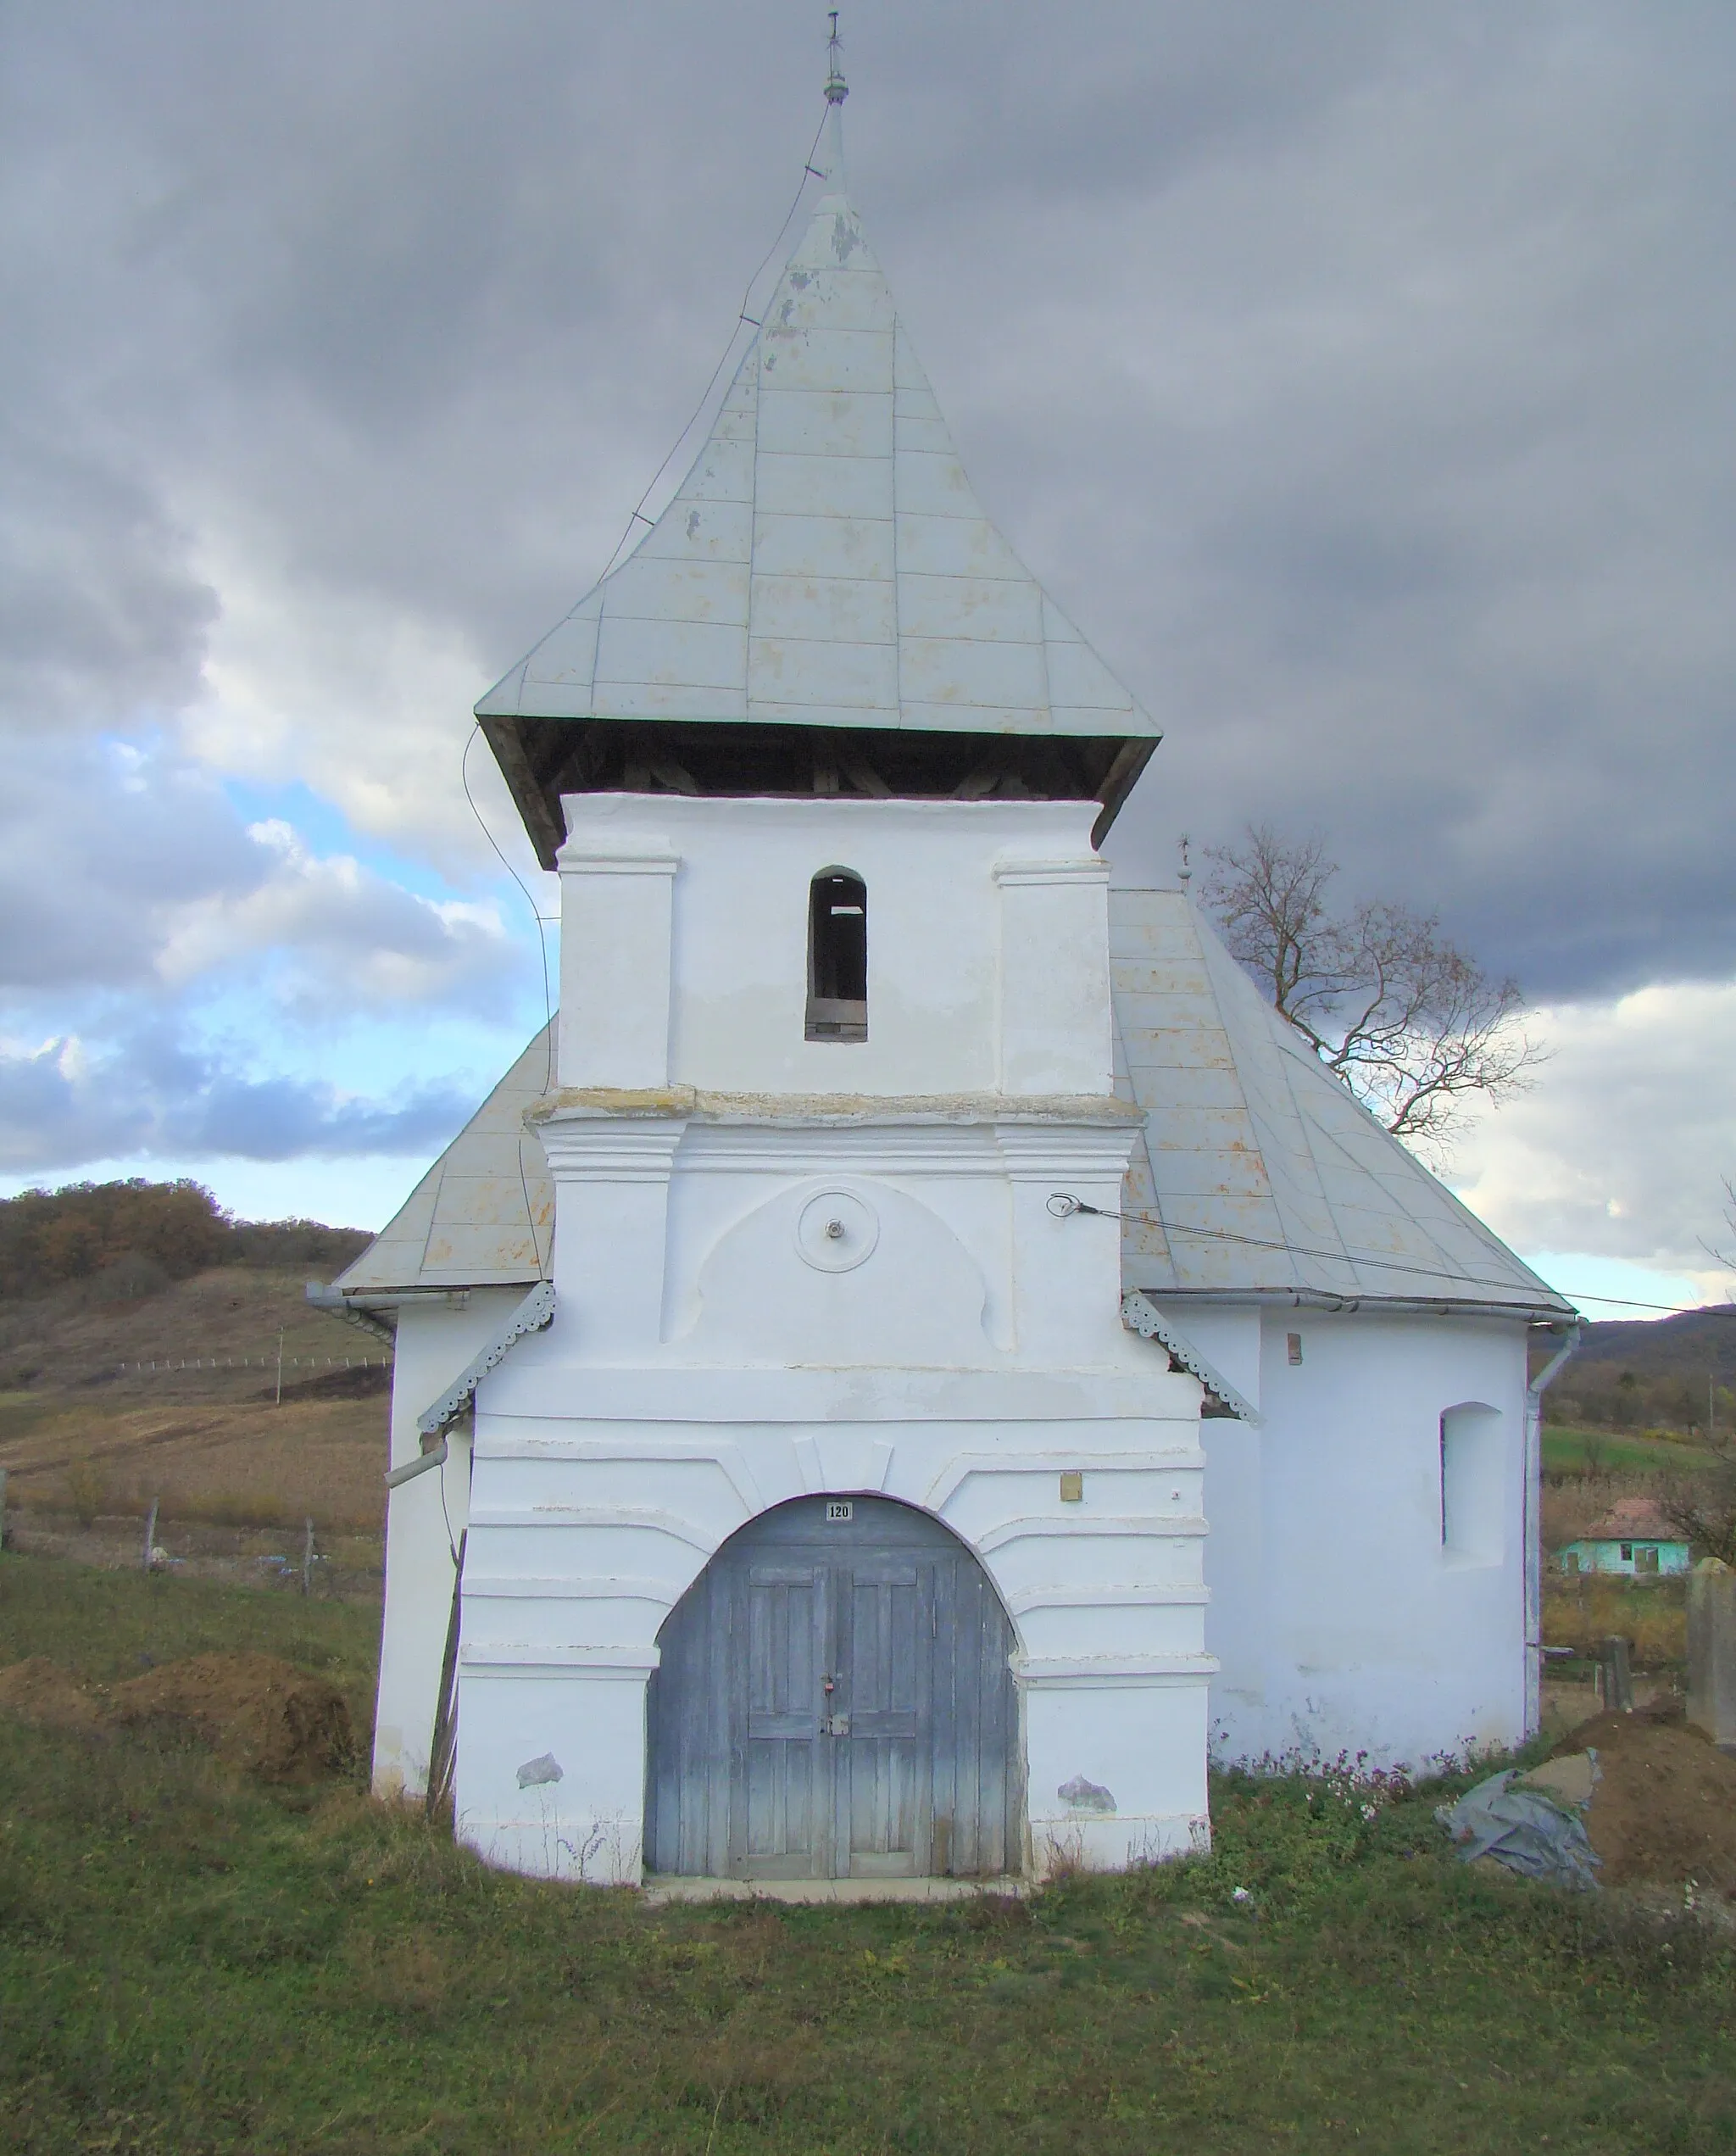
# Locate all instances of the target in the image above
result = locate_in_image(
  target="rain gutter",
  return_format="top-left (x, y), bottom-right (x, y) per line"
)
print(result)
top-left (304, 1281), bottom-right (479, 1345)
top-left (1134, 1286), bottom-right (1577, 1323)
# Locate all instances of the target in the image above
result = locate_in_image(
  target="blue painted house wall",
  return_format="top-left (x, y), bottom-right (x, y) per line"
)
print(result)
top-left (1556, 1536), bottom-right (1690, 1579)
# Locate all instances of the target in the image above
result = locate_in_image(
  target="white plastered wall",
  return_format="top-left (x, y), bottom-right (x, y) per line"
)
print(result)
top-left (438, 791), bottom-right (1214, 1882)
top-left (372, 1288), bottom-right (524, 1798)
top-left (1197, 1306), bottom-right (1529, 1769)
top-left (555, 793), bottom-right (1111, 1099)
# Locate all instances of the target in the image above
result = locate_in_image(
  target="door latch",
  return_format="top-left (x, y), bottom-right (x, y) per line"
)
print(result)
top-left (823, 1713), bottom-right (850, 1737)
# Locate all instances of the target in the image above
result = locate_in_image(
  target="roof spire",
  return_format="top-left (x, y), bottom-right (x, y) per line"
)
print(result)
top-left (821, 10), bottom-right (848, 191)
top-left (825, 11), bottom-right (848, 104)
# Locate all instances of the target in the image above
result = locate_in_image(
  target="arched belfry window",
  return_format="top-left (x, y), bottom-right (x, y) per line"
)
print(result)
top-left (806, 868), bottom-right (868, 1042)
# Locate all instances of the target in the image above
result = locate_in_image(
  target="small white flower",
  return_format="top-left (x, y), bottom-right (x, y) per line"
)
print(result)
top-left (1231, 1886), bottom-right (1252, 1904)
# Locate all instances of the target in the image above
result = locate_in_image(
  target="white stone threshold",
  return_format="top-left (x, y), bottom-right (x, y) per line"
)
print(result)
top-left (642, 1875), bottom-right (1027, 1907)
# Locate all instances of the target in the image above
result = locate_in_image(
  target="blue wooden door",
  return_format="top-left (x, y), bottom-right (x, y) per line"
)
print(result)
top-left (645, 1497), bottom-right (1021, 1880)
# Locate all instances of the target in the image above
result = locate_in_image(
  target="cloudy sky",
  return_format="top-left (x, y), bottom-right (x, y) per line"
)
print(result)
top-left (3, 1), bottom-right (1732, 1318)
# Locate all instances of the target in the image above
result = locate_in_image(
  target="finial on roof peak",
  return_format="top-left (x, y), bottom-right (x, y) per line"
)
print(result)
top-left (819, 11), bottom-right (849, 192)
top-left (825, 11), bottom-right (849, 104)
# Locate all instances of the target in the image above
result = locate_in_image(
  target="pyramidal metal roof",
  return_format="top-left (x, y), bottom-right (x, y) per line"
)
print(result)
top-left (332, 1026), bottom-right (553, 1295)
top-left (1113, 889), bottom-right (1572, 1318)
top-left (475, 110), bottom-right (1155, 744)
top-left (336, 902), bottom-right (1567, 1320)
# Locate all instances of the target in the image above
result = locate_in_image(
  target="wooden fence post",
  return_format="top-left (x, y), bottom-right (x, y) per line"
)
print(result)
top-left (1597, 1634), bottom-right (1633, 1714)
top-left (1688, 1558), bottom-right (1736, 1753)
top-left (142, 1497), bottom-right (159, 1573)
top-left (302, 1516), bottom-right (314, 1598)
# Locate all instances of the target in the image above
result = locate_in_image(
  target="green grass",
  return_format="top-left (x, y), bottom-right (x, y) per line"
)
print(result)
top-left (4, 1556), bottom-right (1736, 2153)
top-left (1543, 1423), bottom-right (1715, 1477)
top-left (0, 1549), bottom-right (381, 1730)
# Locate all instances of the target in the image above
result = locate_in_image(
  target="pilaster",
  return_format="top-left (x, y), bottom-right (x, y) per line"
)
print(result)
top-left (538, 1114), bottom-right (687, 1357)
top-left (993, 852), bottom-right (1112, 1095)
top-left (555, 828), bottom-right (679, 1089)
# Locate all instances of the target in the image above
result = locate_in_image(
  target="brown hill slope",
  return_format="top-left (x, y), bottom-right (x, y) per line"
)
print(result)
top-left (0, 1264), bottom-right (389, 1532)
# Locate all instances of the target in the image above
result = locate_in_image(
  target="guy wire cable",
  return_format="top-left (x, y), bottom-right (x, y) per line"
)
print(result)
top-left (594, 106), bottom-right (831, 581)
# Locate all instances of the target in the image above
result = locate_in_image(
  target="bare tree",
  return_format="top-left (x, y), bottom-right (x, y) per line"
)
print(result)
top-left (1702, 1178), bottom-right (1736, 1273)
top-left (1202, 824), bottom-right (1543, 1155)
top-left (1657, 1454), bottom-right (1736, 1568)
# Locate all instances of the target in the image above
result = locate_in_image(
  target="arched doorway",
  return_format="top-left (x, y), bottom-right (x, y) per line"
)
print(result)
top-left (645, 1496), bottom-right (1021, 1880)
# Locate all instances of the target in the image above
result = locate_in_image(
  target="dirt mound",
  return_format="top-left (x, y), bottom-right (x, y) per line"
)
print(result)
top-left (1550, 1708), bottom-right (1736, 1894)
top-left (0, 1657), bottom-right (107, 1730)
top-left (111, 1652), bottom-right (353, 1781)
top-left (0, 1651), bottom-right (352, 1780)
top-left (271, 1362), bottom-right (391, 1401)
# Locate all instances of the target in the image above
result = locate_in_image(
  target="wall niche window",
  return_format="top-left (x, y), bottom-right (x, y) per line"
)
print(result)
top-left (806, 868), bottom-right (867, 1042)
top-left (1438, 1401), bottom-right (1504, 1566)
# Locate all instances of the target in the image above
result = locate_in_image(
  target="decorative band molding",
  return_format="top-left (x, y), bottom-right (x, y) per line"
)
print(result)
top-left (539, 1128), bottom-right (688, 1181)
top-left (473, 1437), bottom-right (766, 1515)
top-left (536, 1088), bottom-right (1140, 1128)
top-left (976, 1513), bottom-right (1208, 1554)
top-left (1014, 1652), bottom-right (1218, 1688)
top-left (459, 1643), bottom-right (662, 1674)
top-left (1005, 1583), bottom-right (1211, 1614)
top-left (460, 1575), bottom-right (682, 1604)
top-left (465, 1505), bottom-right (723, 1552)
top-left (993, 858), bottom-right (1110, 888)
top-left (556, 851), bottom-right (680, 877)
top-left (926, 1450), bottom-right (1205, 1510)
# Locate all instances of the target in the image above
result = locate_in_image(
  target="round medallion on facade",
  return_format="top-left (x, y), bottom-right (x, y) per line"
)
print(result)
top-left (794, 1188), bottom-right (880, 1273)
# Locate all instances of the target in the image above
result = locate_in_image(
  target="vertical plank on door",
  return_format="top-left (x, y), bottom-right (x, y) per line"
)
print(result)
top-left (648, 1496), bottom-right (1020, 1881)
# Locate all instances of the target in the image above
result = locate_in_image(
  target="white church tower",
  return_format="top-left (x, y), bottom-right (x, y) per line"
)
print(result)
top-left (377, 59), bottom-right (1206, 1885)
top-left (328, 41), bottom-right (1575, 1885)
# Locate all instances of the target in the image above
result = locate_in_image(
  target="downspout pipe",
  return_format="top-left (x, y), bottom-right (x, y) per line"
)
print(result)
top-left (1524, 1323), bottom-right (1581, 1737)
top-left (384, 1435), bottom-right (448, 1490)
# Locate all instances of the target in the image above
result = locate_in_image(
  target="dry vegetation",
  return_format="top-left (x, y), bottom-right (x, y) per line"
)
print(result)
top-left (1542, 1574), bottom-right (1687, 1665)
top-left (0, 1264), bottom-right (387, 1538)
top-left (1538, 1468), bottom-right (1696, 1669)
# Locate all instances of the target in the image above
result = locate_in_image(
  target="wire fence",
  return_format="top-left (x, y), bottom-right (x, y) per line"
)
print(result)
top-left (110, 1355), bottom-right (392, 1375)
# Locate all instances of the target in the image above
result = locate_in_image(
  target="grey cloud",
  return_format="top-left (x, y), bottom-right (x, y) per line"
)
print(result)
top-left (3, 0), bottom-right (1733, 1013)
top-left (0, 426), bottom-right (217, 729)
top-left (0, 743), bottom-right (520, 1020)
top-left (0, 1027), bottom-right (473, 1173)
top-left (0, 743), bottom-right (260, 991)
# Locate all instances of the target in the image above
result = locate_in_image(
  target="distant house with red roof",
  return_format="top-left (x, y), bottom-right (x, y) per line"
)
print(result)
top-left (1557, 1498), bottom-right (1689, 1579)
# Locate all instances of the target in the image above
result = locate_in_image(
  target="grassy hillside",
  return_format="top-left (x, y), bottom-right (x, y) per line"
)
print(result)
top-left (1541, 1423), bottom-right (1716, 1479)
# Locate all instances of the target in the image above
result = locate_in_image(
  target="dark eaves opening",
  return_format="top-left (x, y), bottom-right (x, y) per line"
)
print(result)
top-left (479, 717), bottom-right (1157, 871)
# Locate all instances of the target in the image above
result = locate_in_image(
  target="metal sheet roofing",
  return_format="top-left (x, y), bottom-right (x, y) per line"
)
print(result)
top-left (476, 133), bottom-right (1155, 744)
top-left (1112, 889), bottom-right (1572, 1318)
top-left (332, 1026), bottom-right (553, 1296)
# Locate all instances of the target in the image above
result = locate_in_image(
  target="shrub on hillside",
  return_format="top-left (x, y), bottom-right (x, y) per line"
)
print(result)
top-left (0, 1180), bottom-right (370, 1302)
